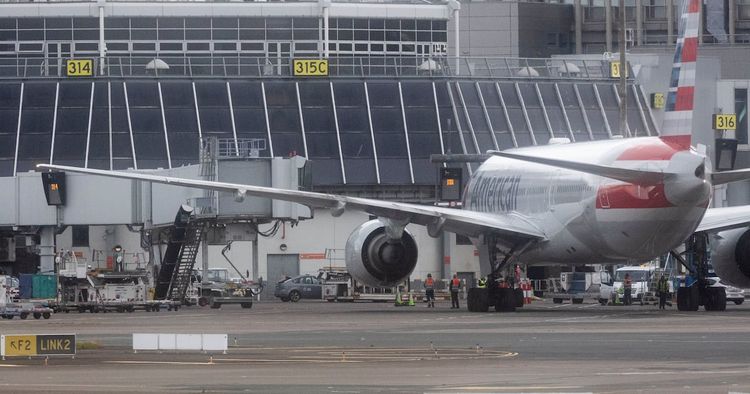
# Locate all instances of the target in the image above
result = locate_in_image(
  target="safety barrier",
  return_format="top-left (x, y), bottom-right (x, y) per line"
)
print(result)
top-left (132, 333), bottom-right (227, 353)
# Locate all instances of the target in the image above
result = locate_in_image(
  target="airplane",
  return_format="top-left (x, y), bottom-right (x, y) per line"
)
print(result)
top-left (39, 0), bottom-right (750, 313)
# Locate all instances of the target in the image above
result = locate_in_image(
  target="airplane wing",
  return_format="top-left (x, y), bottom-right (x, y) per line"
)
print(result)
top-left (37, 164), bottom-right (547, 242)
top-left (696, 206), bottom-right (750, 233)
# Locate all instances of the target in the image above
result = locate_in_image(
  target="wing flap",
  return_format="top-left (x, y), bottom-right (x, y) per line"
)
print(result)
top-left (37, 164), bottom-right (547, 241)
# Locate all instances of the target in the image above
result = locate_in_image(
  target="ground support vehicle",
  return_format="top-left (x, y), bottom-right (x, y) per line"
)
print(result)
top-left (0, 282), bottom-right (53, 319)
top-left (544, 271), bottom-right (605, 304)
top-left (54, 271), bottom-right (180, 313)
top-left (196, 268), bottom-right (262, 309)
top-left (320, 270), bottom-right (395, 303)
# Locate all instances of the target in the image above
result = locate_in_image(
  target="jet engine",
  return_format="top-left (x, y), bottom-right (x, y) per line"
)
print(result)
top-left (710, 228), bottom-right (750, 288)
top-left (345, 220), bottom-right (418, 288)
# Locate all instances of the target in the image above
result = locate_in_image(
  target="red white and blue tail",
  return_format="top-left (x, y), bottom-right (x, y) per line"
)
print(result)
top-left (662, 0), bottom-right (700, 143)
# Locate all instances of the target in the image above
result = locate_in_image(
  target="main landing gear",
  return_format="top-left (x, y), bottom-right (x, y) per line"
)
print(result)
top-left (671, 233), bottom-right (726, 312)
top-left (466, 237), bottom-right (530, 313)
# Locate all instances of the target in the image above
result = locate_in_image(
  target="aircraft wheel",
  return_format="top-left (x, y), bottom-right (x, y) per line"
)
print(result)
top-left (494, 288), bottom-right (516, 312)
top-left (467, 288), bottom-right (489, 312)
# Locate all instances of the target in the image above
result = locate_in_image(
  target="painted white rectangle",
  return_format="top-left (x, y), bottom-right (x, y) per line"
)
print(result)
top-left (175, 334), bottom-right (202, 350)
top-left (132, 333), bottom-right (159, 350)
top-left (157, 334), bottom-right (176, 351)
top-left (201, 334), bottom-right (228, 352)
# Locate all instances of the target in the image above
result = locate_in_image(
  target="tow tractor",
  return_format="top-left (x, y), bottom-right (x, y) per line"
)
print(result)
top-left (196, 242), bottom-right (263, 309)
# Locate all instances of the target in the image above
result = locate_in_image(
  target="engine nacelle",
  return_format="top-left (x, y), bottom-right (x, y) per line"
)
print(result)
top-left (345, 220), bottom-right (418, 288)
top-left (711, 228), bottom-right (750, 288)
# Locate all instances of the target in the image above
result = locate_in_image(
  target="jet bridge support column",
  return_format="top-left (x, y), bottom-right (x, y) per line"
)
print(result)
top-left (39, 227), bottom-right (56, 274)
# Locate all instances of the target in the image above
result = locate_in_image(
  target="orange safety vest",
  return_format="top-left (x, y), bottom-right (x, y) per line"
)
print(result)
top-left (451, 278), bottom-right (460, 289)
top-left (424, 277), bottom-right (434, 289)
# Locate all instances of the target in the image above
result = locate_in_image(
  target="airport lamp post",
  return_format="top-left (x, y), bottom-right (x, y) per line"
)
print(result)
top-left (618, 0), bottom-right (628, 137)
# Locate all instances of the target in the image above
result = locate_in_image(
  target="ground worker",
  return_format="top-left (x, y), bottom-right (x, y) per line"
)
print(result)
top-left (449, 274), bottom-right (461, 309)
top-left (623, 273), bottom-right (633, 306)
top-left (657, 274), bottom-right (669, 310)
top-left (477, 277), bottom-right (487, 288)
top-left (424, 273), bottom-right (435, 308)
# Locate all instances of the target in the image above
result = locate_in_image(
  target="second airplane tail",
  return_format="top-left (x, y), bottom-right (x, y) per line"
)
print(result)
top-left (661, 0), bottom-right (700, 143)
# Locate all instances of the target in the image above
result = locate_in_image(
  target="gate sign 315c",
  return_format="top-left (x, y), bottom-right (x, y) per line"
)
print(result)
top-left (1, 334), bottom-right (76, 357)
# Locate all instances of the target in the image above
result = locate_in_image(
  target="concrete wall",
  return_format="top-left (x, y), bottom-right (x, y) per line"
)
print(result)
top-left (517, 2), bottom-right (574, 58)
top-left (451, 2), bottom-right (519, 57)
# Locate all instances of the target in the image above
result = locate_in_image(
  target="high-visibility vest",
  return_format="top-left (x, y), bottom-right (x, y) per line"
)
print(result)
top-left (451, 278), bottom-right (460, 291)
top-left (424, 278), bottom-right (434, 289)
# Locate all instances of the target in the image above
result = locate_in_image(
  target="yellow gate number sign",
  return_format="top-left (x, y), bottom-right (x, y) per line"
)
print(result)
top-left (1, 334), bottom-right (76, 357)
top-left (651, 93), bottom-right (665, 109)
top-left (66, 59), bottom-right (93, 77)
top-left (609, 61), bottom-right (629, 78)
top-left (293, 59), bottom-right (328, 76)
top-left (713, 114), bottom-right (737, 130)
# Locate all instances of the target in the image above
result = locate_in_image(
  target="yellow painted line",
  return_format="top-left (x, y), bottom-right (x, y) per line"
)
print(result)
top-left (435, 386), bottom-right (583, 391)
top-left (0, 364), bottom-right (24, 367)
top-left (104, 360), bottom-right (214, 365)
top-left (105, 359), bottom-right (362, 365)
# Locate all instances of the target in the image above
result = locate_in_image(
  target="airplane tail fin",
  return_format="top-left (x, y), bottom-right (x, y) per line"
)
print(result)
top-left (661, 0), bottom-right (700, 144)
top-left (489, 151), bottom-right (668, 185)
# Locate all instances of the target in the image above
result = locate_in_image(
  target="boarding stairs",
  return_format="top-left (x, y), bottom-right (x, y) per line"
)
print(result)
top-left (165, 224), bottom-right (204, 303)
top-left (154, 212), bottom-right (204, 302)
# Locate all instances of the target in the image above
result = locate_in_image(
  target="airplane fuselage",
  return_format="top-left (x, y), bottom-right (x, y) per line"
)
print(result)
top-left (463, 136), bottom-right (711, 265)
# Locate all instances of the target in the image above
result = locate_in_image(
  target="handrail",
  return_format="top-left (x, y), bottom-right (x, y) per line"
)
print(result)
top-left (0, 55), bottom-right (631, 81)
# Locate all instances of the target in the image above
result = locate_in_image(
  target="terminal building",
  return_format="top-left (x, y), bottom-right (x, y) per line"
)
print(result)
top-left (0, 0), bottom-right (746, 289)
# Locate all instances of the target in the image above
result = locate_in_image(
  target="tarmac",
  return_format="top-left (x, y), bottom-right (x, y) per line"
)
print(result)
top-left (1, 298), bottom-right (750, 393)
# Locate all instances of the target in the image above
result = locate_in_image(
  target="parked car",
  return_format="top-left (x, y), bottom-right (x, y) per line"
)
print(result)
top-left (706, 277), bottom-right (745, 305)
top-left (274, 274), bottom-right (323, 302)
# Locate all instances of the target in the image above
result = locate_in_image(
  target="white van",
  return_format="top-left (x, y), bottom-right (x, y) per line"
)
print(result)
top-left (599, 266), bottom-right (658, 305)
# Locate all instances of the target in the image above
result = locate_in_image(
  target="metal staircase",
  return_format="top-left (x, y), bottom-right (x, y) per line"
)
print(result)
top-left (165, 224), bottom-right (204, 303)
top-left (154, 205), bottom-right (203, 302)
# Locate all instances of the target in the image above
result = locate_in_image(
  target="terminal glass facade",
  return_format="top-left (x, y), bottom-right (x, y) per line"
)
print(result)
top-left (0, 78), bottom-right (656, 185)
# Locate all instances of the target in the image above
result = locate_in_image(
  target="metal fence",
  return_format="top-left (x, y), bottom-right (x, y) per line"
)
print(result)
top-left (0, 55), bottom-right (624, 80)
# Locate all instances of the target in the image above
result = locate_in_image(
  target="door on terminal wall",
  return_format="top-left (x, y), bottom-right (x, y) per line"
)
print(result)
top-left (45, 42), bottom-right (71, 77)
top-left (265, 42), bottom-right (291, 76)
top-left (265, 253), bottom-right (299, 300)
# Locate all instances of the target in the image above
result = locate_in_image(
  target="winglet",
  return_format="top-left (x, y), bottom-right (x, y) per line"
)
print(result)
top-left (489, 151), bottom-right (667, 185)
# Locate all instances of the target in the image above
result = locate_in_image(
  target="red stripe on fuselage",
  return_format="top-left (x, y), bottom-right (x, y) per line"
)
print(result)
top-left (616, 135), bottom-right (691, 161)
top-left (596, 183), bottom-right (673, 209)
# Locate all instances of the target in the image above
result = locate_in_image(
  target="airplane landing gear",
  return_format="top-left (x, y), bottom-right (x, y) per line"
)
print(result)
top-left (672, 233), bottom-right (727, 312)
top-left (466, 237), bottom-right (531, 313)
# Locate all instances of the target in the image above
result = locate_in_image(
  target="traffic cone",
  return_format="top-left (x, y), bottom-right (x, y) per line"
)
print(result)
top-left (394, 290), bottom-right (403, 306)
top-left (408, 293), bottom-right (415, 306)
